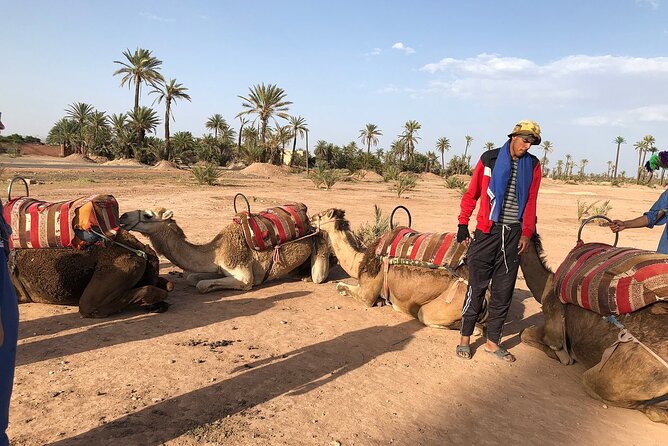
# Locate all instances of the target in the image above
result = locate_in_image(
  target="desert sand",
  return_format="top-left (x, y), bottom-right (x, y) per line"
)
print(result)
top-left (2, 155), bottom-right (666, 446)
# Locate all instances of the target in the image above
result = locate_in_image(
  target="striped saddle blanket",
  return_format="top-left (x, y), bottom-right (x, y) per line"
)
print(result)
top-left (554, 242), bottom-right (668, 315)
top-left (233, 203), bottom-right (311, 252)
top-left (3, 195), bottom-right (119, 250)
top-left (375, 226), bottom-right (466, 269)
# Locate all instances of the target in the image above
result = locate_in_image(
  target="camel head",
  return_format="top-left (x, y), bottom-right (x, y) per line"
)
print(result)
top-left (310, 208), bottom-right (350, 234)
top-left (119, 208), bottom-right (176, 235)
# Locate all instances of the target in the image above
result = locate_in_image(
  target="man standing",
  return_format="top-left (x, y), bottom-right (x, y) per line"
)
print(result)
top-left (455, 120), bottom-right (542, 362)
top-left (0, 112), bottom-right (19, 446)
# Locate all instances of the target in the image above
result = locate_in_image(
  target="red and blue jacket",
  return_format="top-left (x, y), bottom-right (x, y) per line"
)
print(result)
top-left (458, 146), bottom-right (541, 238)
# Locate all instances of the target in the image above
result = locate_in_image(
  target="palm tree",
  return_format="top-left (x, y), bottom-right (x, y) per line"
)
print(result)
top-left (579, 159), bottom-right (589, 177)
top-left (305, 129), bottom-right (310, 175)
top-left (288, 116), bottom-right (308, 167)
top-left (237, 83), bottom-right (292, 146)
top-left (359, 123), bottom-right (382, 155)
top-left (639, 135), bottom-right (656, 181)
top-left (606, 160), bottom-right (614, 179)
top-left (425, 151), bottom-right (438, 173)
top-left (435, 137), bottom-right (451, 171)
top-left (237, 117), bottom-right (249, 153)
top-left (206, 114), bottom-right (227, 140)
top-left (109, 113), bottom-right (131, 159)
top-left (463, 135), bottom-right (474, 158)
top-left (565, 154), bottom-right (573, 178)
top-left (399, 120), bottom-right (421, 163)
top-left (65, 102), bottom-right (94, 154)
top-left (150, 79), bottom-right (191, 160)
top-left (556, 159), bottom-right (564, 178)
top-left (87, 110), bottom-right (108, 155)
top-left (127, 106), bottom-right (160, 158)
top-left (46, 118), bottom-right (78, 155)
top-left (540, 140), bottom-right (553, 177)
top-left (113, 48), bottom-right (164, 111)
top-left (612, 136), bottom-right (626, 179)
top-left (484, 141), bottom-right (495, 151)
top-left (634, 140), bottom-right (648, 182)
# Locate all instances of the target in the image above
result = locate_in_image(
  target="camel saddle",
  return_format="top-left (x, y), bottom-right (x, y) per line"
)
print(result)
top-left (233, 203), bottom-right (311, 252)
top-left (3, 195), bottom-right (119, 250)
top-left (554, 241), bottom-right (668, 315)
top-left (375, 226), bottom-right (466, 270)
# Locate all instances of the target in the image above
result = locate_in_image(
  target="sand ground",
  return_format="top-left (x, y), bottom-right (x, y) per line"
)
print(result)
top-left (1, 155), bottom-right (667, 446)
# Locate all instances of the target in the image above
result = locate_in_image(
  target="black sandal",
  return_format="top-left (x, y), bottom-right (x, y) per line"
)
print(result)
top-left (456, 344), bottom-right (471, 360)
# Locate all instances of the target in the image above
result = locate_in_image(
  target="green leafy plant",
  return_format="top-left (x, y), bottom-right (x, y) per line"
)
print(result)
top-left (191, 163), bottom-right (222, 185)
top-left (445, 176), bottom-right (466, 189)
top-left (577, 199), bottom-right (612, 225)
top-left (382, 164), bottom-right (400, 182)
top-left (310, 162), bottom-right (343, 190)
top-left (391, 174), bottom-right (417, 197)
top-left (354, 205), bottom-right (390, 248)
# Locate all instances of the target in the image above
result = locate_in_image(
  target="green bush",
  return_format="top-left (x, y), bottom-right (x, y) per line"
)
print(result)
top-left (191, 163), bottom-right (222, 185)
top-left (382, 165), bottom-right (400, 182)
top-left (391, 174), bottom-right (417, 197)
top-left (354, 205), bottom-right (389, 248)
top-left (310, 162), bottom-right (343, 190)
top-left (445, 176), bottom-right (466, 189)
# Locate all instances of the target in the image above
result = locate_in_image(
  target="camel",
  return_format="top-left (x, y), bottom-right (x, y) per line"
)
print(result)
top-left (310, 208), bottom-right (487, 331)
top-left (9, 229), bottom-right (172, 317)
top-left (519, 233), bottom-right (668, 423)
top-left (119, 207), bottom-right (330, 293)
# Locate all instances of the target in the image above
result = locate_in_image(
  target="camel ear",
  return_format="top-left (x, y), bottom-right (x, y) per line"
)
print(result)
top-left (326, 209), bottom-right (335, 219)
top-left (144, 209), bottom-right (155, 217)
top-left (163, 210), bottom-right (174, 220)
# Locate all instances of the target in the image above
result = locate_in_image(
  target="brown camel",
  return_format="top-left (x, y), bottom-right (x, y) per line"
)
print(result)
top-left (119, 207), bottom-right (330, 293)
top-left (519, 233), bottom-right (668, 423)
top-left (9, 229), bottom-right (172, 317)
top-left (310, 208), bottom-right (487, 331)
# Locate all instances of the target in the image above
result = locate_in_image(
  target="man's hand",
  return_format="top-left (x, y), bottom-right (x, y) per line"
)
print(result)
top-left (609, 220), bottom-right (626, 233)
top-left (456, 224), bottom-right (470, 244)
top-left (518, 235), bottom-right (530, 255)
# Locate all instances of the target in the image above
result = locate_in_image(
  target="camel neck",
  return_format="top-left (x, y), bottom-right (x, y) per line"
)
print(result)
top-left (520, 244), bottom-right (553, 304)
top-left (327, 226), bottom-right (364, 279)
top-left (148, 225), bottom-right (220, 273)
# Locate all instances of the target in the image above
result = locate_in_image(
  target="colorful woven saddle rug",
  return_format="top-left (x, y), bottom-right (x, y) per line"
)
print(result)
top-left (3, 195), bottom-right (119, 250)
top-left (233, 203), bottom-right (311, 252)
top-left (554, 241), bottom-right (668, 315)
top-left (374, 226), bottom-right (466, 270)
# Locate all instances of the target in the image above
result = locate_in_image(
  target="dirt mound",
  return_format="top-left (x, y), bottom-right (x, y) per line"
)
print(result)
top-left (103, 158), bottom-right (145, 167)
top-left (420, 172), bottom-right (443, 181)
top-left (152, 160), bottom-right (181, 170)
top-left (226, 161), bottom-right (247, 170)
top-left (63, 153), bottom-right (95, 163)
top-left (240, 163), bottom-right (290, 177)
top-left (89, 155), bottom-right (109, 163)
top-left (354, 170), bottom-right (384, 182)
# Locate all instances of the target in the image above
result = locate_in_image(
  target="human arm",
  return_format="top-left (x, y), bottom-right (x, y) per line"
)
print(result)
top-left (609, 215), bottom-right (650, 233)
top-left (644, 190), bottom-right (668, 228)
top-left (457, 160), bottom-right (484, 226)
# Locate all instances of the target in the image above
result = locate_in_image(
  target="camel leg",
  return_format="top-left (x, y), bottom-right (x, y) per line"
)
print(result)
top-left (195, 266), bottom-right (254, 293)
top-left (336, 272), bottom-right (382, 307)
top-left (520, 325), bottom-right (559, 361)
top-left (187, 272), bottom-right (224, 287)
top-left (156, 276), bottom-right (174, 292)
top-left (310, 236), bottom-right (330, 284)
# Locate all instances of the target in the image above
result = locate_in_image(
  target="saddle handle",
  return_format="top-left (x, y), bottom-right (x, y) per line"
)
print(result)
top-left (7, 176), bottom-right (29, 202)
top-left (233, 193), bottom-right (251, 214)
top-left (390, 205), bottom-right (412, 230)
top-left (578, 215), bottom-right (618, 247)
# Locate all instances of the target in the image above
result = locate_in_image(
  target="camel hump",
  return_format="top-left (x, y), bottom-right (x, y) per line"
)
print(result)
top-left (554, 242), bottom-right (668, 315)
top-left (3, 194), bottom-right (119, 250)
top-left (233, 202), bottom-right (312, 251)
top-left (375, 227), bottom-right (466, 269)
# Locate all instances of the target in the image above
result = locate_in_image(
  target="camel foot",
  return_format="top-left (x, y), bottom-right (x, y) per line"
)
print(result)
top-left (336, 282), bottom-right (351, 297)
top-left (145, 301), bottom-right (170, 313)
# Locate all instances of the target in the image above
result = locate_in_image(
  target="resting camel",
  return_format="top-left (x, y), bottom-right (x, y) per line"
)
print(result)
top-left (9, 229), bottom-right (172, 317)
top-left (119, 207), bottom-right (330, 293)
top-left (310, 208), bottom-right (487, 331)
top-left (520, 234), bottom-right (668, 423)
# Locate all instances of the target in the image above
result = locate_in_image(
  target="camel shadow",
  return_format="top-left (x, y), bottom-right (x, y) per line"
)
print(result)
top-left (46, 321), bottom-right (423, 446)
top-left (16, 290), bottom-right (310, 367)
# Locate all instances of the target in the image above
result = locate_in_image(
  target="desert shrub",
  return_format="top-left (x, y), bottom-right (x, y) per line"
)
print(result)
top-left (445, 176), bottom-right (466, 189)
top-left (577, 199), bottom-right (612, 225)
top-left (382, 164), bottom-right (400, 182)
top-left (354, 204), bottom-right (389, 248)
top-left (310, 162), bottom-right (343, 190)
top-left (191, 163), bottom-right (222, 185)
top-left (391, 174), bottom-right (417, 197)
top-left (444, 155), bottom-right (472, 176)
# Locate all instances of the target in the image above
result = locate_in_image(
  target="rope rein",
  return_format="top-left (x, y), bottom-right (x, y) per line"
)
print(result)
top-left (90, 228), bottom-right (148, 259)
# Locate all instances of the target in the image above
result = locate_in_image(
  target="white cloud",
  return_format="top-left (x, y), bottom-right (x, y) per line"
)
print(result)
top-left (365, 47), bottom-right (382, 57)
top-left (392, 42), bottom-right (415, 55)
top-left (418, 53), bottom-right (668, 126)
top-left (139, 12), bottom-right (175, 22)
top-left (635, 0), bottom-right (660, 10)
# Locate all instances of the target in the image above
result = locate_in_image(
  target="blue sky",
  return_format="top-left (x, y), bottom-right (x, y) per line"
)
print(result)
top-left (2, 0), bottom-right (668, 174)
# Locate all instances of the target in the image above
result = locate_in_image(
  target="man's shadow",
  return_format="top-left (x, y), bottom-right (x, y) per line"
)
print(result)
top-left (47, 320), bottom-right (422, 446)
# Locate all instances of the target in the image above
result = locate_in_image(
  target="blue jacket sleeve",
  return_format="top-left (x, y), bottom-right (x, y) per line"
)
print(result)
top-left (644, 190), bottom-right (668, 228)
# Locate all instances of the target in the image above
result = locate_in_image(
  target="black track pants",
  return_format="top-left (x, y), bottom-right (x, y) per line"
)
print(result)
top-left (460, 223), bottom-right (521, 344)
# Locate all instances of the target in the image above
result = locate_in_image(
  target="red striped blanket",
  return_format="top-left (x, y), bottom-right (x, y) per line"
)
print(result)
top-left (554, 242), bottom-right (668, 315)
top-left (3, 195), bottom-right (119, 249)
top-left (374, 226), bottom-right (466, 269)
top-left (234, 203), bottom-right (311, 252)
